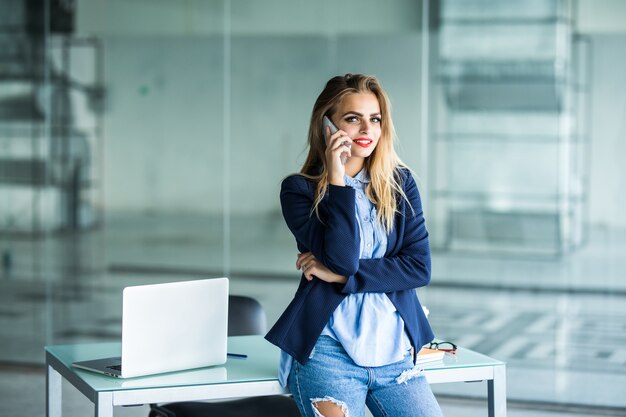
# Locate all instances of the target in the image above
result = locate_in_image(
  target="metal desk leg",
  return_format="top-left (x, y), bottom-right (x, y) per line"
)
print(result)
top-left (488, 364), bottom-right (507, 417)
top-left (95, 392), bottom-right (114, 417)
top-left (47, 364), bottom-right (62, 417)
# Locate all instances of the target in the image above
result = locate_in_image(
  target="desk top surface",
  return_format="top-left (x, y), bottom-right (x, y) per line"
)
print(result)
top-left (46, 335), bottom-right (503, 392)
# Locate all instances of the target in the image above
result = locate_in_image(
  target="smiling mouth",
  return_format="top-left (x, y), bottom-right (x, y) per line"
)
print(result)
top-left (354, 138), bottom-right (373, 148)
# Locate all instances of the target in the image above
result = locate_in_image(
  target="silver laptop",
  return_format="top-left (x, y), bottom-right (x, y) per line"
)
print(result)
top-left (73, 277), bottom-right (229, 378)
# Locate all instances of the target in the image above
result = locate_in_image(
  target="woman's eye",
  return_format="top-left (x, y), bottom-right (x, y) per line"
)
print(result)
top-left (345, 116), bottom-right (358, 123)
top-left (371, 117), bottom-right (381, 123)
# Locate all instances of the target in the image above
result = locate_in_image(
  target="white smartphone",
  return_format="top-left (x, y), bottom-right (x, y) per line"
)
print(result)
top-left (322, 116), bottom-right (350, 164)
top-left (322, 115), bottom-right (338, 139)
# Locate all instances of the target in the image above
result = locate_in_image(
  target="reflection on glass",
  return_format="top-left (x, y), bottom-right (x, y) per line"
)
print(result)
top-left (430, 0), bottom-right (588, 256)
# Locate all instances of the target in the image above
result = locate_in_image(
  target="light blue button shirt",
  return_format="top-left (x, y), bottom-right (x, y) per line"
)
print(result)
top-left (278, 170), bottom-right (412, 386)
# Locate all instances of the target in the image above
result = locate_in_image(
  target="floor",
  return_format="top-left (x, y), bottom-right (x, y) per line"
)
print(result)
top-left (1, 214), bottom-right (625, 416)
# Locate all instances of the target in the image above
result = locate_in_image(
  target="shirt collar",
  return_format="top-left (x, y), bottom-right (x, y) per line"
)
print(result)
top-left (344, 169), bottom-right (370, 186)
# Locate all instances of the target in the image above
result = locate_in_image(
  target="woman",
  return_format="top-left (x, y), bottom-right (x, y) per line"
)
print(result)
top-left (266, 74), bottom-right (443, 417)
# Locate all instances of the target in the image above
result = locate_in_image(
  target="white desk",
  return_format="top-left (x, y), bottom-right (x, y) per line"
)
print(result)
top-left (46, 335), bottom-right (506, 417)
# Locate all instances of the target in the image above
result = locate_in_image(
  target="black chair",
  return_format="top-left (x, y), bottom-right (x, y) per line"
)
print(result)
top-left (148, 295), bottom-right (300, 417)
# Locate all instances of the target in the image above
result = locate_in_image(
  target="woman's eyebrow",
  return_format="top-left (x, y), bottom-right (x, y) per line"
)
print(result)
top-left (340, 111), bottom-right (382, 117)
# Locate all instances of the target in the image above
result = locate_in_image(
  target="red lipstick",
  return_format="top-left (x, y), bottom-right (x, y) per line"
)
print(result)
top-left (353, 137), bottom-right (373, 148)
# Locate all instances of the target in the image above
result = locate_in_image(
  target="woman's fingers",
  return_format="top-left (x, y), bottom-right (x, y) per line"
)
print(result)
top-left (297, 252), bottom-right (314, 270)
top-left (337, 142), bottom-right (351, 163)
top-left (329, 131), bottom-right (352, 151)
top-left (296, 252), bottom-right (307, 268)
top-left (297, 252), bottom-right (312, 265)
top-left (297, 253), bottom-right (346, 284)
top-left (304, 268), bottom-right (314, 281)
top-left (327, 131), bottom-right (352, 158)
top-left (301, 258), bottom-right (315, 271)
top-left (303, 262), bottom-right (322, 281)
top-left (326, 130), bottom-right (351, 185)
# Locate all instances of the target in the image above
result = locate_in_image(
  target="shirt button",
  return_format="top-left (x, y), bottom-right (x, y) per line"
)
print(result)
top-left (357, 194), bottom-right (362, 199)
top-left (363, 217), bottom-right (369, 222)
top-left (367, 243), bottom-right (372, 248)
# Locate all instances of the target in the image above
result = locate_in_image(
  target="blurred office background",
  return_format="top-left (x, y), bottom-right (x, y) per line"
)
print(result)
top-left (1, 0), bottom-right (625, 416)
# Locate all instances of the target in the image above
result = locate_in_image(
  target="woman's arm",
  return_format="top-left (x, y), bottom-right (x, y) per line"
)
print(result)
top-left (280, 175), bottom-right (361, 277)
top-left (342, 172), bottom-right (431, 293)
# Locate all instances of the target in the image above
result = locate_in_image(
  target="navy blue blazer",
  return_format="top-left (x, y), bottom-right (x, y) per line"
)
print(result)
top-left (265, 168), bottom-right (434, 365)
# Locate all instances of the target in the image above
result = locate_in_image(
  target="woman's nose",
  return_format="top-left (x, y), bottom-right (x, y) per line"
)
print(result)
top-left (360, 120), bottom-right (370, 133)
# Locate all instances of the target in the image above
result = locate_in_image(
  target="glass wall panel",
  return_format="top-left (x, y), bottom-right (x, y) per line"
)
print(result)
top-left (95, 6), bottom-right (227, 275)
top-left (426, 0), bottom-right (626, 411)
top-left (0, 0), bottom-right (65, 364)
top-left (429, 0), bottom-right (587, 256)
top-left (0, 0), bottom-right (230, 363)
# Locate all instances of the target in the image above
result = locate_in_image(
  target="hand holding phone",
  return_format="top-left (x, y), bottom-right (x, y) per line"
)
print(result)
top-left (323, 116), bottom-right (351, 165)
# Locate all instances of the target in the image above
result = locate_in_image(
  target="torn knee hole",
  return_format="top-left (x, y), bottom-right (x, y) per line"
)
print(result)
top-left (311, 396), bottom-right (348, 417)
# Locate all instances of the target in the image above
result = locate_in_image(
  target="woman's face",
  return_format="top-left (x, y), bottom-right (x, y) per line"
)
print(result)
top-left (332, 92), bottom-right (382, 160)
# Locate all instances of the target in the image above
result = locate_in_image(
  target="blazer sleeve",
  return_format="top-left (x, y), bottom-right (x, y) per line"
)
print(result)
top-left (341, 172), bottom-right (431, 293)
top-left (280, 175), bottom-right (360, 277)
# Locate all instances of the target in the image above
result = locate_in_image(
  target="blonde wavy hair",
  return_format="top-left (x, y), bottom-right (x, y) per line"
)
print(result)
top-left (299, 74), bottom-right (409, 233)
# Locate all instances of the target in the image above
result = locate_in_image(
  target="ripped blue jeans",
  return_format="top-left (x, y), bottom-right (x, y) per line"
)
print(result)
top-left (288, 336), bottom-right (444, 417)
